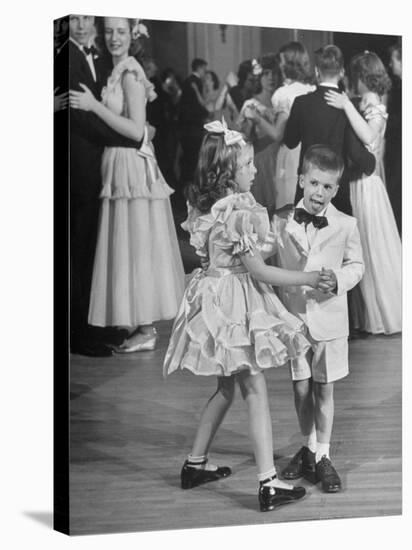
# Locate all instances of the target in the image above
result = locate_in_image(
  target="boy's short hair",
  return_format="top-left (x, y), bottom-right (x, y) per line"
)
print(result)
top-left (315, 45), bottom-right (344, 79)
top-left (302, 145), bottom-right (344, 179)
top-left (191, 58), bottom-right (207, 72)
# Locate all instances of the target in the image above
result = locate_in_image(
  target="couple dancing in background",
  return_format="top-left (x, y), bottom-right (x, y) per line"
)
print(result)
top-left (239, 43), bottom-right (401, 336)
top-left (56, 15), bottom-right (185, 356)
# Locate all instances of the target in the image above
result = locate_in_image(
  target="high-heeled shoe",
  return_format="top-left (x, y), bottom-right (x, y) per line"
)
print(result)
top-left (180, 459), bottom-right (232, 489)
top-left (258, 475), bottom-right (306, 512)
top-left (113, 328), bottom-right (157, 354)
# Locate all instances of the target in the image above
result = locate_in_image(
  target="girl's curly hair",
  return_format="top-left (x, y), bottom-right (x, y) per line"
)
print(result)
top-left (185, 133), bottom-right (246, 213)
top-left (279, 41), bottom-right (313, 84)
top-left (94, 17), bottom-right (145, 63)
top-left (349, 51), bottom-right (392, 97)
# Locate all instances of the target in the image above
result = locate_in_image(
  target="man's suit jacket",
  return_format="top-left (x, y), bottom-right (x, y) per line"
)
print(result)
top-left (178, 73), bottom-right (208, 136)
top-left (272, 204), bottom-right (364, 340)
top-left (54, 41), bottom-right (141, 199)
top-left (284, 86), bottom-right (376, 214)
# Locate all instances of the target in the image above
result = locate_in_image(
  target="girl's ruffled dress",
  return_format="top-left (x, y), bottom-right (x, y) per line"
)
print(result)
top-left (163, 192), bottom-right (310, 377)
top-left (88, 57), bottom-right (185, 327)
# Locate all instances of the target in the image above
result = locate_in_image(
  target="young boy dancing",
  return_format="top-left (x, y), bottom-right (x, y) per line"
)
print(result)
top-left (271, 144), bottom-right (364, 492)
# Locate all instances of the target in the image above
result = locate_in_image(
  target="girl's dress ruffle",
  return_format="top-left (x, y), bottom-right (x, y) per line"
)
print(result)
top-left (164, 193), bottom-right (310, 377)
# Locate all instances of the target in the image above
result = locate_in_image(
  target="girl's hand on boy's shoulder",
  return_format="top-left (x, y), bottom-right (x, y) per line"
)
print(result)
top-left (324, 90), bottom-right (349, 111)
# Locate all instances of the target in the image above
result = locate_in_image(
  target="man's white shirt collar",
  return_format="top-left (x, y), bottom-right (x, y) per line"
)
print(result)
top-left (318, 82), bottom-right (339, 89)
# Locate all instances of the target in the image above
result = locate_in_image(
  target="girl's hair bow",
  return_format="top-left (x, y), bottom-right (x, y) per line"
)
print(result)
top-left (204, 118), bottom-right (245, 146)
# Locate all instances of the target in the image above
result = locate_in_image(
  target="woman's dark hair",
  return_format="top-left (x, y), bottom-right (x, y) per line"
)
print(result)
top-left (237, 60), bottom-right (253, 87)
top-left (279, 41), bottom-right (312, 83)
top-left (185, 133), bottom-right (245, 213)
top-left (206, 70), bottom-right (220, 91)
top-left (254, 53), bottom-right (282, 94)
top-left (94, 17), bottom-right (145, 62)
top-left (349, 51), bottom-right (392, 96)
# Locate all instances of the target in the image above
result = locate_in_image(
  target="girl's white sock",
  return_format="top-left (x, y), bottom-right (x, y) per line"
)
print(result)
top-left (187, 454), bottom-right (218, 471)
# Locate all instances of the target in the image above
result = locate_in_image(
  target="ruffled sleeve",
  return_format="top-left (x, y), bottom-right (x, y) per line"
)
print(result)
top-left (271, 86), bottom-right (292, 116)
top-left (181, 206), bottom-right (214, 260)
top-left (105, 56), bottom-right (157, 102)
top-left (215, 193), bottom-right (271, 256)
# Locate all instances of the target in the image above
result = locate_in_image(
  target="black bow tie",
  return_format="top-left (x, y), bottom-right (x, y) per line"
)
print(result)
top-left (83, 45), bottom-right (97, 57)
top-left (294, 208), bottom-right (328, 229)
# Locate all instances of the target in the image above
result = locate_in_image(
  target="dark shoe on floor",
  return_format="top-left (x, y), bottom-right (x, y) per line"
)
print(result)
top-left (71, 341), bottom-right (113, 357)
top-left (281, 446), bottom-right (316, 481)
top-left (180, 460), bottom-right (231, 489)
top-left (102, 327), bottom-right (130, 346)
top-left (259, 483), bottom-right (306, 512)
top-left (315, 456), bottom-right (342, 493)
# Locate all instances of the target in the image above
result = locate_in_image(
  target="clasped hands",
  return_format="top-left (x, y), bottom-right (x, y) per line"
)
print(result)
top-left (315, 267), bottom-right (337, 294)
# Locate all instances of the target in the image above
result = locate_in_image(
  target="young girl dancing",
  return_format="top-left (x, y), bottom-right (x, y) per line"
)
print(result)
top-left (163, 120), bottom-right (323, 512)
top-left (325, 51), bottom-right (401, 334)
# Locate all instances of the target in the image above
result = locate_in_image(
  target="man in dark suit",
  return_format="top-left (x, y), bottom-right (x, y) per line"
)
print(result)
top-left (178, 58), bottom-right (209, 195)
top-left (285, 45), bottom-right (376, 215)
top-left (54, 15), bottom-right (142, 356)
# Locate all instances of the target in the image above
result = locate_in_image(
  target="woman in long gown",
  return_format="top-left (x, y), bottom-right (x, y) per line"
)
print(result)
top-left (325, 51), bottom-right (401, 335)
top-left (70, 17), bottom-right (185, 351)
top-left (237, 54), bottom-right (282, 208)
top-left (247, 42), bottom-right (315, 210)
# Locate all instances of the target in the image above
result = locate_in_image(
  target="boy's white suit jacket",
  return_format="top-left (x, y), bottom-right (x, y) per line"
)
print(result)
top-left (272, 204), bottom-right (364, 341)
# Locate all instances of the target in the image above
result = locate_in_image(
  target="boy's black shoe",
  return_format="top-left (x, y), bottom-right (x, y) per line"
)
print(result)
top-left (180, 460), bottom-right (231, 489)
top-left (281, 446), bottom-right (316, 482)
top-left (259, 482), bottom-right (306, 512)
top-left (315, 456), bottom-right (342, 492)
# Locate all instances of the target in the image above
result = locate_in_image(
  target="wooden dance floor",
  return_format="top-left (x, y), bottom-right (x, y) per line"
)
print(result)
top-left (69, 327), bottom-right (402, 535)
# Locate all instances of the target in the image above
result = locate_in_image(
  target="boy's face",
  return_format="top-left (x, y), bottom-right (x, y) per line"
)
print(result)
top-left (235, 145), bottom-right (257, 193)
top-left (299, 164), bottom-right (340, 215)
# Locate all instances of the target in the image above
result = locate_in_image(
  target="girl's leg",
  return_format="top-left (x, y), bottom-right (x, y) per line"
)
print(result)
top-left (191, 375), bottom-right (236, 458)
top-left (181, 376), bottom-right (235, 489)
top-left (237, 370), bottom-right (306, 511)
top-left (237, 371), bottom-right (274, 474)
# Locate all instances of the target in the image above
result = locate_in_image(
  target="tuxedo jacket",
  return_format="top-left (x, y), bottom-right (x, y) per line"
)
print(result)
top-left (178, 74), bottom-right (208, 136)
top-left (54, 41), bottom-right (141, 199)
top-left (284, 86), bottom-right (376, 214)
top-left (272, 204), bottom-right (364, 341)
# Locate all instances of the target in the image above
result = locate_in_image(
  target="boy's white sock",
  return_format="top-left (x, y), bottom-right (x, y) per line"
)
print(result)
top-left (316, 442), bottom-right (330, 463)
top-left (305, 427), bottom-right (317, 453)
